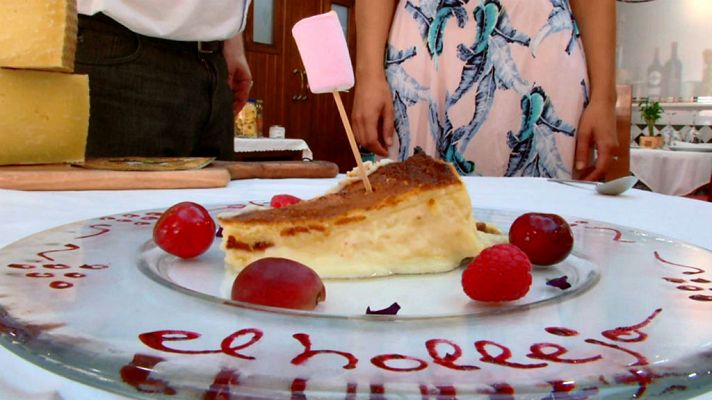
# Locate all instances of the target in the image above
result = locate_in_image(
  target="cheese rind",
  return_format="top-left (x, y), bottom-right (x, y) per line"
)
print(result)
top-left (0, 0), bottom-right (78, 72)
top-left (0, 69), bottom-right (89, 165)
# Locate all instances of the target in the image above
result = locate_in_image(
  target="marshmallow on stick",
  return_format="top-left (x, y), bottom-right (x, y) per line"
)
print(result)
top-left (292, 11), bottom-right (372, 192)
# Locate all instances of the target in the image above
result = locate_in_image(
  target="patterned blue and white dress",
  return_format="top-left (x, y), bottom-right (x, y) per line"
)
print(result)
top-left (386, 0), bottom-right (589, 178)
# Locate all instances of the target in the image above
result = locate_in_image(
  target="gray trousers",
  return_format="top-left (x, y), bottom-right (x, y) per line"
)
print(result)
top-left (74, 13), bottom-right (235, 160)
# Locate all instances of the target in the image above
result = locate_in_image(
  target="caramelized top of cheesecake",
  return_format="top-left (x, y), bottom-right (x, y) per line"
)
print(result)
top-left (221, 153), bottom-right (462, 223)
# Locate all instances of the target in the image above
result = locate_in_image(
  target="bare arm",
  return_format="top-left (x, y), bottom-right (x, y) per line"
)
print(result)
top-left (223, 33), bottom-right (253, 115)
top-left (570, 0), bottom-right (618, 180)
top-left (352, 0), bottom-right (397, 156)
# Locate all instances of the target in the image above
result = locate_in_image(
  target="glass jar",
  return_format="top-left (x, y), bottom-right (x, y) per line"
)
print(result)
top-left (234, 99), bottom-right (263, 138)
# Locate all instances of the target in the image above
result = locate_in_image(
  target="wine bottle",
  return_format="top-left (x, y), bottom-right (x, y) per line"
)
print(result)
top-left (662, 41), bottom-right (682, 100)
top-left (646, 47), bottom-right (663, 99)
top-left (701, 49), bottom-right (712, 96)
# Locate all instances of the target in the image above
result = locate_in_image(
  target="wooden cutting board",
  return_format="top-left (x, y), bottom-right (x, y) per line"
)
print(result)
top-left (0, 160), bottom-right (339, 191)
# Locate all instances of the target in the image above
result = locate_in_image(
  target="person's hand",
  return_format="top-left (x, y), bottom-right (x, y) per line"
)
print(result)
top-left (223, 34), bottom-right (252, 115)
top-left (351, 75), bottom-right (395, 157)
top-left (574, 98), bottom-right (619, 181)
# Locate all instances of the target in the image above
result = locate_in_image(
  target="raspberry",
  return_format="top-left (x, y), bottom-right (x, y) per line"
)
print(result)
top-left (461, 244), bottom-right (532, 302)
top-left (270, 194), bottom-right (301, 208)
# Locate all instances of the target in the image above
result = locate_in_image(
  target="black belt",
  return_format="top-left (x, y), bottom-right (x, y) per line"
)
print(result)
top-left (196, 41), bottom-right (223, 53)
top-left (80, 13), bottom-right (224, 54)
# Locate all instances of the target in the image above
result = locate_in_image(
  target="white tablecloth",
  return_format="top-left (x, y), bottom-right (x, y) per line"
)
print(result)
top-left (630, 148), bottom-right (712, 196)
top-left (234, 138), bottom-right (313, 160)
top-left (0, 178), bottom-right (711, 400)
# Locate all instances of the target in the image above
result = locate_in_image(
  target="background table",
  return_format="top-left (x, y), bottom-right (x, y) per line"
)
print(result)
top-left (234, 137), bottom-right (313, 161)
top-left (0, 177), bottom-right (711, 400)
top-left (630, 148), bottom-right (712, 196)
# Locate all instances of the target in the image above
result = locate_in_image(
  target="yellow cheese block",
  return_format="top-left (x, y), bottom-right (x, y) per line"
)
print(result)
top-left (0, 0), bottom-right (78, 72)
top-left (0, 69), bottom-right (89, 165)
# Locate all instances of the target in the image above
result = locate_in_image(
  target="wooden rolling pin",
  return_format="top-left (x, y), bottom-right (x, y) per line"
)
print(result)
top-left (216, 160), bottom-right (339, 179)
top-left (0, 160), bottom-right (339, 190)
top-left (0, 164), bottom-right (231, 191)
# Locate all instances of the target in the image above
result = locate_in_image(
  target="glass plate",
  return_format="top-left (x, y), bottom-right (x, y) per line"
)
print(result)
top-left (0, 204), bottom-right (711, 400)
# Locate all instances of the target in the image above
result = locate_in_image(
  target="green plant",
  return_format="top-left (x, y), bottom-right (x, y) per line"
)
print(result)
top-left (638, 99), bottom-right (664, 136)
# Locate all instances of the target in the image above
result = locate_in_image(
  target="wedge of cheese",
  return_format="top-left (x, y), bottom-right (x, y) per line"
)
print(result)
top-left (0, 0), bottom-right (78, 72)
top-left (0, 69), bottom-right (89, 165)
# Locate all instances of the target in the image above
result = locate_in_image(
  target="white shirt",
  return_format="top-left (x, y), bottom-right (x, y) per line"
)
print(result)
top-left (77, 0), bottom-right (252, 41)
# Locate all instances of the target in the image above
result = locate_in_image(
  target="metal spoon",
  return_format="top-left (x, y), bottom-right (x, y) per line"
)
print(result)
top-left (548, 175), bottom-right (639, 196)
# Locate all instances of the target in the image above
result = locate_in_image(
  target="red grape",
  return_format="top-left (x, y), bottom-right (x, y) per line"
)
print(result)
top-left (153, 202), bottom-right (215, 259)
top-left (231, 257), bottom-right (326, 310)
top-left (508, 212), bottom-right (574, 266)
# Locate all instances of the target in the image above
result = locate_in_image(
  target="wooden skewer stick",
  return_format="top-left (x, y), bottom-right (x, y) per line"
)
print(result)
top-left (332, 90), bottom-right (373, 193)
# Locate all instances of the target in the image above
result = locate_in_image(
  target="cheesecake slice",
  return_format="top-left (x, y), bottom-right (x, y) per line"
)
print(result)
top-left (218, 153), bottom-right (504, 278)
